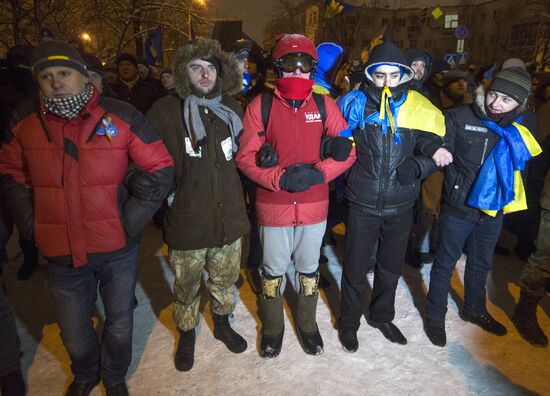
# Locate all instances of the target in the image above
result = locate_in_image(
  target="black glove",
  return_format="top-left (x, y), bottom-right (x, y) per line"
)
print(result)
top-left (279, 163), bottom-right (324, 193)
top-left (396, 158), bottom-right (421, 185)
top-left (124, 168), bottom-right (163, 201)
top-left (256, 143), bottom-right (279, 168)
top-left (320, 135), bottom-right (353, 162)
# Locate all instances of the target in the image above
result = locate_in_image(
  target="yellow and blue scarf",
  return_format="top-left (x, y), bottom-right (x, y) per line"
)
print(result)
top-left (467, 119), bottom-right (542, 216)
top-left (337, 88), bottom-right (445, 142)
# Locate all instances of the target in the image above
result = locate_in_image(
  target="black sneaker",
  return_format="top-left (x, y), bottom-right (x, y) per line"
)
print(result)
top-left (338, 328), bottom-right (359, 353)
top-left (367, 319), bottom-right (407, 345)
top-left (105, 382), bottom-right (129, 396)
top-left (424, 318), bottom-right (446, 347)
top-left (459, 310), bottom-right (507, 336)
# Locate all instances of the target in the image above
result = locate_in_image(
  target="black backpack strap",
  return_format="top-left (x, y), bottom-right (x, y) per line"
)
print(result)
top-left (260, 90), bottom-right (274, 133)
top-left (311, 93), bottom-right (326, 130)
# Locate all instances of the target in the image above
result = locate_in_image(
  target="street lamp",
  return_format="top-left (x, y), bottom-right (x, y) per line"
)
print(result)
top-left (81, 33), bottom-right (91, 42)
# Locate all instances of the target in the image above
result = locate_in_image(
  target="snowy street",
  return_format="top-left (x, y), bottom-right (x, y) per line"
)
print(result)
top-left (3, 224), bottom-right (549, 396)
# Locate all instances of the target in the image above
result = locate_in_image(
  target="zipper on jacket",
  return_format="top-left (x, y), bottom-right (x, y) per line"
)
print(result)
top-left (480, 138), bottom-right (488, 165)
top-left (377, 131), bottom-right (390, 213)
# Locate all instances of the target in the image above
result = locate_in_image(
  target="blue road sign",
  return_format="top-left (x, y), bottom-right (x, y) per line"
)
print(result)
top-left (455, 26), bottom-right (469, 39)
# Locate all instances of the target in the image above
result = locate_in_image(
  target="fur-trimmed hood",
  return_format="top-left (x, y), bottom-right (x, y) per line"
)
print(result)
top-left (474, 84), bottom-right (527, 119)
top-left (173, 39), bottom-right (242, 98)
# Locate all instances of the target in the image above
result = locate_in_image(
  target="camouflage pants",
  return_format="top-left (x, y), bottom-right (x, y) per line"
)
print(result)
top-left (169, 238), bottom-right (242, 331)
top-left (518, 208), bottom-right (550, 298)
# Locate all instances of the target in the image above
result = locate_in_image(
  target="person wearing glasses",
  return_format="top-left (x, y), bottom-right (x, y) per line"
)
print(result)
top-left (236, 34), bottom-right (355, 358)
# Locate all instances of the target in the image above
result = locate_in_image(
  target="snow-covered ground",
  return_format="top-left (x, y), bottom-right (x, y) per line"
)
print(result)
top-left (3, 224), bottom-right (549, 396)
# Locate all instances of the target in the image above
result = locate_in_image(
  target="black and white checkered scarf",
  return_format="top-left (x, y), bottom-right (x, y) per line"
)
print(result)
top-left (41, 83), bottom-right (93, 120)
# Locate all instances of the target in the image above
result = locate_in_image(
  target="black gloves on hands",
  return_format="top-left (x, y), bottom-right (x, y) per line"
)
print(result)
top-left (396, 158), bottom-right (421, 185)
top-left (124, 168), bottom-right (163, 201)
top-left (256, 143), bottom-right (279, 168)
top-left (319, 135), bottom-right (353, 162)
top-left (279, 163), bottom-right (325, 193)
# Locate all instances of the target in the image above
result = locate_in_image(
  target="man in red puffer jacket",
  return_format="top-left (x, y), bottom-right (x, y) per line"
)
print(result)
top-left (236, 34), bottom-right (355, 359)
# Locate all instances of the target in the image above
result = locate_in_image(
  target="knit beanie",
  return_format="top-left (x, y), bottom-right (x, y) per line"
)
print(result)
top-left (117, 53), bottom-right (138, 69)
top-left (501, 58), bottom-right (526, 71)
top-left (30, 40), bottom-right (88, 78)
top-left (489, 67), bottom-right (532, 104)
top-left (443, 69), bottom-right (466, 89)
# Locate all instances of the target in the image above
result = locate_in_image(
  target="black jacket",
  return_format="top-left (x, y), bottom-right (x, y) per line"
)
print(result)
top-left (441, 98), bottom-right (535, 221)
top-left (346, 88), bottom-right (441, 216)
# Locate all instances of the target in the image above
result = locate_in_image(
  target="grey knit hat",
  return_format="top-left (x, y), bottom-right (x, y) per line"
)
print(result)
top-left (489, 67), bottom-right (532, 104)
top-left (30, 40), bottom-right (88, 78)
top-left (443, 68), bottom-right (466, 88)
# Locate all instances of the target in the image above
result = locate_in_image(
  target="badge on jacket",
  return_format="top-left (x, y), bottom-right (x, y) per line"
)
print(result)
top-left (221, 137), bottom-right (232, 161)
top-left (95, 117), bottom-right (118, 141)
top-left (185, 137), bottom-right (202, 158)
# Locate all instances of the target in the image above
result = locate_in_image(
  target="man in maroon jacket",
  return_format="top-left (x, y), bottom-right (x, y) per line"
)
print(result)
top-left (0, 41), bottom-right (174, 396)
top-left (236, 34), bottom-right (355, 358)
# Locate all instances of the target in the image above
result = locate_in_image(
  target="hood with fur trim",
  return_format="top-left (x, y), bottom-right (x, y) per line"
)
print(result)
top-left (173, 39), bottom-right (242, 99)
top-left (474, 84), bottom-right (527, 120)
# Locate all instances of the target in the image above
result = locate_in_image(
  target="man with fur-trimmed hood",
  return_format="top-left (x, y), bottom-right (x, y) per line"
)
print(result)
top-left (424, 67), bottom-right (541, 347)
top-left (147, 39), bottom-right (250, 371)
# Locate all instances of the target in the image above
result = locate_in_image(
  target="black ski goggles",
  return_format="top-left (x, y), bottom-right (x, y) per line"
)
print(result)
top-left (274, 53), bottom-right (317, 73)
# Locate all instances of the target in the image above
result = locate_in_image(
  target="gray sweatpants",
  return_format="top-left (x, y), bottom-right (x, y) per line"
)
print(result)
top-left (259, 221), bottom-right (326, 293)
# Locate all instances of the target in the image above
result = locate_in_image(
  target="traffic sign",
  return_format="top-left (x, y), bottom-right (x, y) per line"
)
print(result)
top-left (444, 53), bottom-right (458, 67)
top-left (431, 7), bottom-right (443, 19)
top-left (458, 52), bottom-right (469, 65)
top-left (455, 26), bottom-right (469, 39)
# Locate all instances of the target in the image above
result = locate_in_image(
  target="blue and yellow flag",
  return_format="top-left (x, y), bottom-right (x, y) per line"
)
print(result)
top-left (324, 0), bottom-right (356, 18)
top-left (467, 121), bottom-right (542, 216)
top-left (145, 27), bottom-right (163, 65)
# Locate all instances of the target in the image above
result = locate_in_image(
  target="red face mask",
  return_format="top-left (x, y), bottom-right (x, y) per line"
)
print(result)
top-left (275, 77), bottom-right (314, 100)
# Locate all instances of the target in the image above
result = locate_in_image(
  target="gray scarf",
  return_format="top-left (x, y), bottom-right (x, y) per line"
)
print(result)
top-left (183, 95), bottom-right (243, 153)
top-left (41, 83), bottom-right (93, 120)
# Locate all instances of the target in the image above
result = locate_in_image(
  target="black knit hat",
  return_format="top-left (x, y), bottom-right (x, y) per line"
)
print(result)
top-left (443, 69), bottom-right (466, 89)
top-left (30, 40), bottom-right (88, 78)
top-left (489, 67), bottom-right (532, 104)
top-left (117, 53), bottom-right (138, 69)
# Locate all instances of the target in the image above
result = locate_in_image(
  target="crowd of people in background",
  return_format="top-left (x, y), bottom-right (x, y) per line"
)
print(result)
top-left (0, 30), bottom-right (548, 396)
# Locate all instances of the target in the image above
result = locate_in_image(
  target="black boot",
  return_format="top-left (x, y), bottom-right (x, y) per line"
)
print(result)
top-left (459, 310), bottom-right (507, 336)
top-left (367, 318), bottom-right (407, 345)
top-left (424, 318), bottom-right (446, 347)
top-left (105, 382), bottom-right (129, 396)
top-left (338, 327), bottom-right (358, 353)
top-left (17, 242), bottom-right (38, 280)
top-left (296, 272), bottom-right (324, 355)
top-left (258, 295), bottom-right (284, 358)
top-left (65, 378), bottom-right (100, 396)
top-left (0, 368), bottom-right (26, 396)
top-left (512, 292), bottom-right (548, 347)
top-left (213, 313), bottom-right (247, 353)
top-left (175, 328), bottom-right (195, 372)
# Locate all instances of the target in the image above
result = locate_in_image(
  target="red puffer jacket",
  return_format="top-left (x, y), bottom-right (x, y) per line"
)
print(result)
top-left (0, 88), bottom-right (174, 267)
top-left (236, 89), bottom-right (355, 227)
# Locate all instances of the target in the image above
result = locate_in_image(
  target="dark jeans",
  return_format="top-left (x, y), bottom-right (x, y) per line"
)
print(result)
top-left (46, 245), bottom-right (139, 386)
top-left (426, 212), bottom-right (503, 321)
top-left (339, 207), bottom-right (413, 331)
top-left (0, 279), bottom-right (22, 376)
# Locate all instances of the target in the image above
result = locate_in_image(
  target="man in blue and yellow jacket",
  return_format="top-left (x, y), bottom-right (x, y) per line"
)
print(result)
top-left (337, 42), bottom-right (450, 352)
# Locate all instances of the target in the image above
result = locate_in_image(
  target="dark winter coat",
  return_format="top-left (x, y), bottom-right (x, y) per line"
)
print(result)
top-left (345, 87), bottom-right (441, 216)
top-left (441, 86), bottom-right (534, 221)
top-left (0, 87), bottom-right (174, 266)
top-left (147, 39), bottom-right (249, 250)
top-left (111, 78), bottom-right (163, 114)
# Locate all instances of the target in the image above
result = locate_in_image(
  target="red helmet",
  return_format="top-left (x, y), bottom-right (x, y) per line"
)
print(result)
top-left (272, 34), bottom-right (318, 61)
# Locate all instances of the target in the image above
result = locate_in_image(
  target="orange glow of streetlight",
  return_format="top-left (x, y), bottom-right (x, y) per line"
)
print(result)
top-left (81, 33), bottom-right (91, 42)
